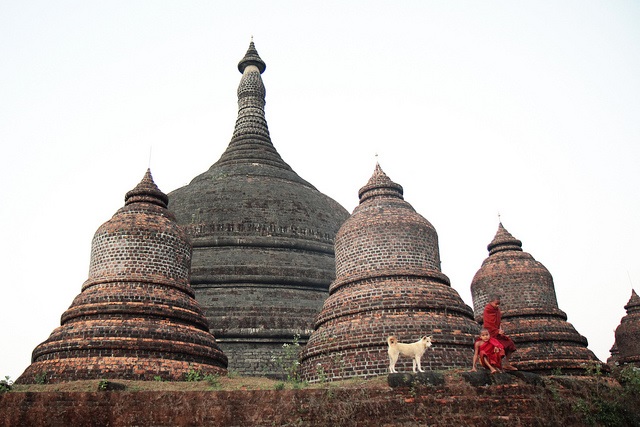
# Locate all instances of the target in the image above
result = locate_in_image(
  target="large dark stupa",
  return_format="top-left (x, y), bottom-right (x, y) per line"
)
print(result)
top-left (168, 42), bottom-right (349, 376)
top-left (299, 165), bottom-right (478, 382)
top-left (17, 170), bottom-right (227, 383)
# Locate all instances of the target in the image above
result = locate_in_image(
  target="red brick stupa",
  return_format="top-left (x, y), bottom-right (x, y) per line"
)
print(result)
top-left (612, 289), bottom-right (640, 367)
top-left (470, 223), bottom-right (601, 374)
top-left (299, 164), bottom-right (478, 381)
top-left (17, 170), bottom-right (227, 383)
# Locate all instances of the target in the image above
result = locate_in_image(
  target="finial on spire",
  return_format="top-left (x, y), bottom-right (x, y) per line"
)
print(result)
top-left (125, 169), bottom-right (169, 208)
top-left (238, 38), bottom-right (266, 74)
top-left (488, 223), bottom-right (523, 255)
top-left (358, 163), bottom-right (404, 203)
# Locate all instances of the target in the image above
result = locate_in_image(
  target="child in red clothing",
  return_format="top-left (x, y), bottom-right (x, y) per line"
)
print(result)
top-left (483, 295), bottom-right (517, 370)
top-left (471, 328), bottom-right (505, 374)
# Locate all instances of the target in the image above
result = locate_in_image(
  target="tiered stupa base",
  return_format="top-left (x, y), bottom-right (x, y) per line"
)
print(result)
top-left (18, 358), bottom-right (225, 383)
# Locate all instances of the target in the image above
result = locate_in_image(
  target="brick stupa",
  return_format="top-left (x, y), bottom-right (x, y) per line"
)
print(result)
top-left (168, 41), bottom-right (349, 376)
top-left (470, 223), bottom-right (601, 374)
top-left (17, 170), bottom-right (227, 383)
top-left (299, 164), bottom-right (478, 381)
top-left (611, 290), bottom-right (640, 367)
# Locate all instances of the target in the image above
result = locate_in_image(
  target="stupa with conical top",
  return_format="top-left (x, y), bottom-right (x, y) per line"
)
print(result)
top-left (470, 223), bottom-right (602, 374)
top-left (612, 289), bottom-right (640, 367)
top-left (168, 41), bottom-right (349, 376)
top-left (17, 170), bottom-right (227, 384)
top-left (299, 164), bottom-right (478, 381)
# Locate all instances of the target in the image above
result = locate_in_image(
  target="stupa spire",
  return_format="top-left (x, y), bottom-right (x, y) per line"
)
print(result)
top-left (358, 163), bottom-right (404, 203)
top-left (487, 222), bottom-right (523, 255)
top-left (124, 168), bottom-right (168, 208)
top-left (238, 39), bottom-right (266, 74)
top-left (216, 40), bottom-right (291, 170)
top-left (626, 289), bottom-right (640, 312)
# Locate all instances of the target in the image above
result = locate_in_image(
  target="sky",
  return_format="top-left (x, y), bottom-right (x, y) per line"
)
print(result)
top-left (1, 1), bottom-right (639, 381)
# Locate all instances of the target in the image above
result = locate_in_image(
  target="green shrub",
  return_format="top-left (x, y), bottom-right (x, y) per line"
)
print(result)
top-left (203, 373), bottom-right (220, 388)
top-left (184, 368), bottom-right (202, 382)
top-left (617, 365), bottom-right (640, 393)
top-left (271, 334), bottom-right (301, 383)
top-left (0, 376), bottom-right (12, 393)
top-left (34, 371), bottom-right (48, 385)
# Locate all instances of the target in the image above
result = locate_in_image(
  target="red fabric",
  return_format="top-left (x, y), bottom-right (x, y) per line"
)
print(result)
top-left (478, 337), bottom-right (505, 369)
top-left (495, 334), bottom-right (517, 353)
top-left (483, 303), bottom-right (501, 337)
top-left (483, 303), bottom-right (516, 353)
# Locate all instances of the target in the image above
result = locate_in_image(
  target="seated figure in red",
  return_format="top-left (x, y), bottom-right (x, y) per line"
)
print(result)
top-left (472, 328), bottom-right (505, 374)
top-left (483, 295), bottom-right (517, 370)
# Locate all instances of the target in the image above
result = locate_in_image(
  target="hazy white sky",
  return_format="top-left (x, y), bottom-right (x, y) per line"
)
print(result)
top-left (1, 1), bottom-right (639, 380)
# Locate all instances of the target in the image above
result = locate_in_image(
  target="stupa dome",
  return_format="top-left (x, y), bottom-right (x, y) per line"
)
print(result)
top-left (17, 170), bottom-right (227, 383)
top-left (613, 289), bottom-right (640, 367)
top-left (471, 223), bottom-right (602, 374)
top-left (168, 41), bottom-right (349, 376)
top-left (300, 164), bottom-right (478, 381)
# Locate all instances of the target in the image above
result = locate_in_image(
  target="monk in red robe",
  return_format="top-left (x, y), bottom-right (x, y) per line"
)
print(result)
top-left (483, 295), bottom-right (517, 370)
top-left (472, 329), bottom-right (505, 373)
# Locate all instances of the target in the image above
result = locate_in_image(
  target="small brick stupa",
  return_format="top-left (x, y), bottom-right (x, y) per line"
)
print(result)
top-left (612, 290), bottom-right (640, 367)
top-left (607, 342), bottom-right (620, 367)
top-left (299, 164), bottom-right (478, 382)
top-left (470, 223), bottom-right (601, 374)
top-left (168, 41), bottom-right (349, 376)
top-left (17, 170), bottom-right (227, 384)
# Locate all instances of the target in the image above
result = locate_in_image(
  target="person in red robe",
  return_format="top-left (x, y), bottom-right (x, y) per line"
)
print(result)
top-left (471, 328), bottom-right (505, 373)
top-left (483, 295), bottom-right (517, 370)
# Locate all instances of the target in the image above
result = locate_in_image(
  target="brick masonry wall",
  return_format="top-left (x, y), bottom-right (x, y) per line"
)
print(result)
top-left (217, 340), bottom-right (304, 378)
top-left (334, 199), bottom-right (442, 279)
top-left (470, 251), bottom-right (559, 320)
top-left (3, 376), bottom-right (635, 427)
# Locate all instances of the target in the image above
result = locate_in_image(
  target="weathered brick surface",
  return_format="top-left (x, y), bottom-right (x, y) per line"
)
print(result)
top-left (17, 170), bottom-right (227, 383)
top-left (167, 42), bottom-right (349, 376)
top-left (470, 223), bottom-right (602, 374)
top-left (300, 165), bottom-right (478, 381)
top-left (3, 376), bottom-right (633, 427)
top-left (613, 289), bottom-right (640, 367)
